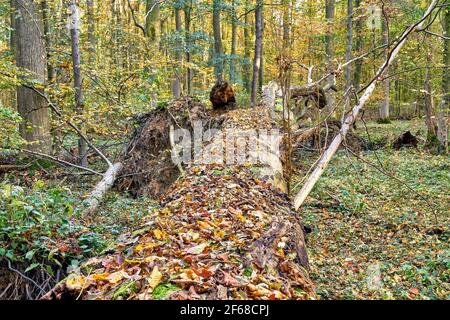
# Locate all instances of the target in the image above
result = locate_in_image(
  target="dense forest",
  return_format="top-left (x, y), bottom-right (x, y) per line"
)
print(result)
top-left (0, 0), bottom-right (448, 302)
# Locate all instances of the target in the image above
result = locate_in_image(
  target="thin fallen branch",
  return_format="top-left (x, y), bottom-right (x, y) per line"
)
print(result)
top-left (293, 0), bottom-right (439, 211)
top-left (17, 149), bottom-right (102, 176)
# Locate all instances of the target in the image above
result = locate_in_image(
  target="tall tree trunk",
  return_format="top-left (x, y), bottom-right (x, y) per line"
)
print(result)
top-left (145, 0), bottom-right (160, 43)
top-left (184, 1), bottom-right (192, 94)
top-left (13, 0), bottom-right (52, 153)
top-left (243, 0), bottom-right (252, 92)
top-left (258, 4), bottom-right (264, 91)
top-left (437, 6), bottom-right (449, 153)
top-left (86, 0), bottom-right (96, 62)
top-left (172, 8), bottom-right (182, 98)
top-left (251, 0), bottom-right (263, 107)
top-left (9, 0), bottom-right (15, 54)
top-left (345, 0), bottom-right (353, 108)
top-left (69, 1), bottom-right (87, 167)
top-left (424, 51), bottom-right (437, 143)
top-left (282, 0), bottom-right (291, 49)
top-left (325, 0), bottom-right (335, 111)
top-left (212, 0), bottom-right (224, 82)
top-left (41, 0), bottom-right (56, 82)
top-left (380, 13), bottom-right (390, 121)
top-left (229, 0), bottom-right (237, 83)
top-left (353, 0), bottom-right (363, 91)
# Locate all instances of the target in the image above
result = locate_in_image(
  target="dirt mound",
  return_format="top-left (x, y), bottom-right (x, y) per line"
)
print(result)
top-left (42, 165), bottom-right (314, 300)
top-left (116, 97), bottom-right (224, 198)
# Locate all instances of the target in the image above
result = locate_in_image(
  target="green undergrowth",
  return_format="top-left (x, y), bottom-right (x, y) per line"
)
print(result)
top-left (294, 119), bottom-right (449, 300)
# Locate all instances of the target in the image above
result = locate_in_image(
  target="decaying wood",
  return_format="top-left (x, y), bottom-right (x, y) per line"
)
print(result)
top-left (290, 85), bottom-right (328, 109)
top-left (210, 81), bottom-right (237, 110)
top-left (392, 131), bottom-right (419, 150)
top-left (293, 0), bottom-right (439, 211)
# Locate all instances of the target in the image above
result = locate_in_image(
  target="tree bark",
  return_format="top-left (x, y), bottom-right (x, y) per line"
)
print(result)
top-left (212, 0), bottom-right (224, 82)
top-left (353, 0), bottom-right (363, 91)
top-left (86, 0), bottom-right (96, 61)
top-left (251, 1), bottom-right (263, 107)
top-left (437, 5), bottom-right (449, 153)
top-left (145, 0), bottom-right (160, 43)
top-left (424, 51), bottom-right (437, 143)
top-left (172, 7), bottom-right (182, 98)
top-left (13, 0), bottom-right (52, 153)
top-left (325, 0), bottom-right (335, 111)
top-left (41, 0), bottom-right (56, 83)
top-left (345, 0), bottom-right (353, 107)
top-left (243, 0), bottom-right (252, 92)
top-left (184, 1), bottom-right (192, 94)
top-left (229, 0), bottom-right (237, 83)
top-left (69, 1), bottom-right (88, 167)
top-left (380, 13), bottom-right (390, 121)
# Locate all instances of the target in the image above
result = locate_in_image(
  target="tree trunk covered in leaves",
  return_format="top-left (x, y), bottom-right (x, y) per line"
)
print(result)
top-left (251, 0), bottom-right (263, 107)
top-left (13, 0), bottom-right (52, 153)
top-left (212, 0), bottom-right (224, 82)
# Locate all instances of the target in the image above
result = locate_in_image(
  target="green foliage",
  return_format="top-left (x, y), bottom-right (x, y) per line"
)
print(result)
top-left (0, 181), bottom-right (106, 273)
top-left (0, 104), bottom-right (25, 149)
top-left (152, 283), bottom-right (180, 300)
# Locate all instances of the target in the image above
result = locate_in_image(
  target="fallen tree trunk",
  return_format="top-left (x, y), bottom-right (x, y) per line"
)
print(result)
top-left (293, 0), bottom-right (439, 211)
top-left (43, 105), bottom-right (314, 300)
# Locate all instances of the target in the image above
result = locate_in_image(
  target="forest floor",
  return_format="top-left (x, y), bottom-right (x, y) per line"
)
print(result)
top-left (295, 119), bottom-right (449, 300)
top-left (1, 119), bottom-right (448, 300)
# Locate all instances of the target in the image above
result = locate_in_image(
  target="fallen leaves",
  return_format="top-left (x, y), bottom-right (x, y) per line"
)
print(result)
top-left (54, 164), bottom-right (315, 300)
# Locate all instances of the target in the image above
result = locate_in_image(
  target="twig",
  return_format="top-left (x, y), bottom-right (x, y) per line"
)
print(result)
top-left (15, 148), bottom-right (103, 176)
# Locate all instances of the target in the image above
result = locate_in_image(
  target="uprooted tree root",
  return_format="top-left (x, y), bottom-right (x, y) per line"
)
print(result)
top-left (42, 165), bottom-right (315, 300)
top-left (115, 97), bottom-right (225, 198)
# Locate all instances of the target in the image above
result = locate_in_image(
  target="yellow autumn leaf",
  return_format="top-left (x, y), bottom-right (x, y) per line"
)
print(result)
top-left (92, 273), bottom-right (110, 281)
top-left (135, 242), bottom-right (157, 252)
top-left (153, 229), bottom-right (165, 240)
top-left (147, 266), bottom-right (162, 291)
top-left (66, 274), bottom-right (87, 290)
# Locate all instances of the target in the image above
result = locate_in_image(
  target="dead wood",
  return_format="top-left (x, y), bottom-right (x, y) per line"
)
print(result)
top-left (210, 81), bottom-right (237, 110)
top-left (392, 131), bottom-right (419, 150)
top-left (290, 85), bottom-right (328, 109)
